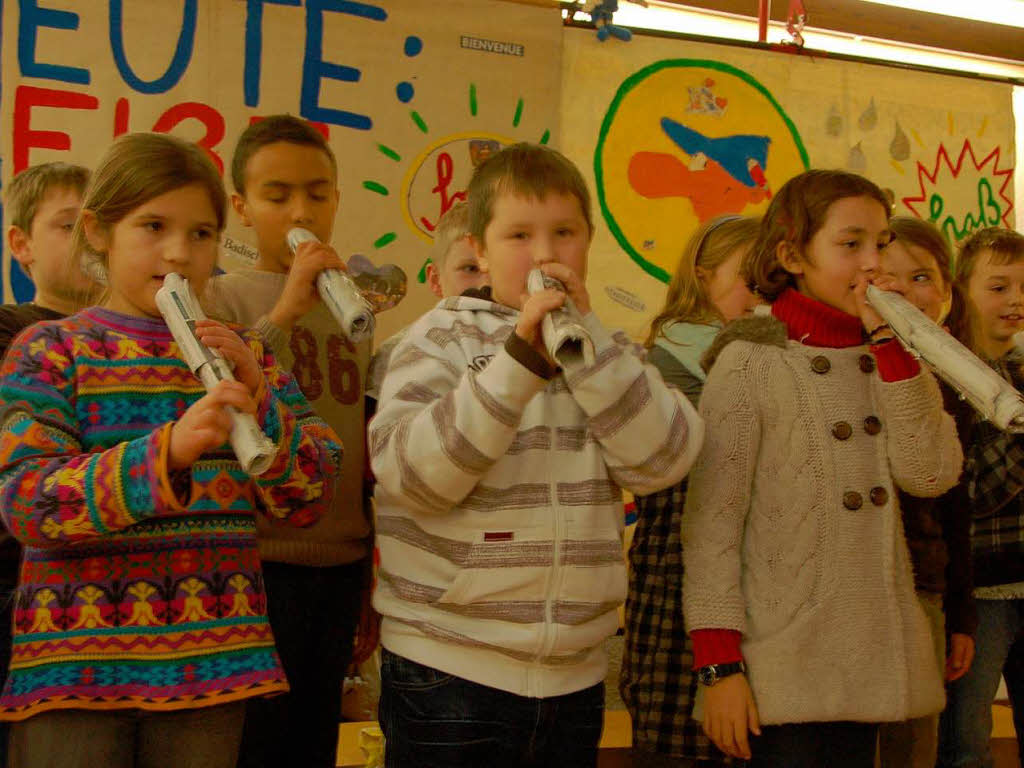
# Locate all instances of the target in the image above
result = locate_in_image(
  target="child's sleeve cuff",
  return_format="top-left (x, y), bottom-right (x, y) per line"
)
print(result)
top-left (254, 315), bottom-right (289, 356)
top-left (156, 423), bottom-right (189, 512)
top-left (872, 338), bottom-right (921, 382)
top-left (691, 628), bottom-right (744, 669)
top-left (504, 332), bottom-right (557, 380)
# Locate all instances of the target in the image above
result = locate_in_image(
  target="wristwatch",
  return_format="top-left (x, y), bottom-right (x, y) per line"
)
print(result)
top-left (697, 661), bottom-right (746, 687)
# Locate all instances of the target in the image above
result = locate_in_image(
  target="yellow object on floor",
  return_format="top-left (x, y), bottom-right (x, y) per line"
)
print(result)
top-left (994, 702), bottom-right (1017, 739)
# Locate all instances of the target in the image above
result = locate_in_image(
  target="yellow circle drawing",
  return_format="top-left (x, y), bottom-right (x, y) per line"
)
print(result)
top-left (596, 60), bottom-right (809, 282)
top-left (401, 130), bottom-right (516, 244)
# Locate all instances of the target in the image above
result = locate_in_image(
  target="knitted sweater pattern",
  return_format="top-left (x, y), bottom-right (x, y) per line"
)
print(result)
top-left (0, 308), bottom-right (341, 720)
top-left (370, 295), bottom-right (704, 698)
top-left (0, 303), bottom-right (66, 578)
top-left (683, 292), bottom-right (962, 724)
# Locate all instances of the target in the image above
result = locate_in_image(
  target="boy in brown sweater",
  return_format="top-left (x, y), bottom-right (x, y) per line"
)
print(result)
top-left (203, 116), bottom-right (374, 768)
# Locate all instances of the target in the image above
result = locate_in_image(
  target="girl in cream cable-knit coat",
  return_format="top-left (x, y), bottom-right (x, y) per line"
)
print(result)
top-left (682, 170), bottom-right (963, 768)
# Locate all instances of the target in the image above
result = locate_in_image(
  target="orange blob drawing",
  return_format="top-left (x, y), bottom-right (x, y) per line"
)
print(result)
top-left (628, 152), bottom-right (770, 222)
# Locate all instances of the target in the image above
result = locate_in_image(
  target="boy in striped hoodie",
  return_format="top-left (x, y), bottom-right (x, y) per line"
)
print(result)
top-left (369, 143), bottom-right (704, 767)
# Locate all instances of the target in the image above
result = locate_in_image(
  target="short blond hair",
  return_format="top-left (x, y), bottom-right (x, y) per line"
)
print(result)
top-left (432, 202), bottom-right (471, 269)
top-left (950, 227), bottom-right (1024, 349)
top-left (5, 162), bottom-right (90, 232)
top-left (467, 143), bottom-right (592, 243)
top-left (646, 216), bottom-right (760, 347)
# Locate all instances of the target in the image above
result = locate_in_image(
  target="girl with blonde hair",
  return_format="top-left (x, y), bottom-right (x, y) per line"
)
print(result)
top-left (622, 215), bottom-right (760, 765)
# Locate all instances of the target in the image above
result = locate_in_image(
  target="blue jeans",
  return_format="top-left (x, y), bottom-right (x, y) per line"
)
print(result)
top-left (938, 597), bottom-right (1024, 768)
top-left (379, 649), bottom-right (604, 768)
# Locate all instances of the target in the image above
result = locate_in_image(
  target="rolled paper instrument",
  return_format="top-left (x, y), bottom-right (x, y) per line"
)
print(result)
top-left (155, 273), bottom-right (277, 475)
top-left (526, 268), bottom-right (596, 368)
top-left (286, 228), bottom-right (375, 344)
top-left (866, 283), bottom-right (1024, 432)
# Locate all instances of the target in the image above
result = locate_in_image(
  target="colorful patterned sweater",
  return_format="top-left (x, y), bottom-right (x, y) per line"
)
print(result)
top-left (0, 308), bottom-right (341, 721)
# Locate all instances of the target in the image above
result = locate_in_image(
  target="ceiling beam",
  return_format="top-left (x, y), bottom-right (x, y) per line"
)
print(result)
top-left (651, 1), bottom-right (1024, 62)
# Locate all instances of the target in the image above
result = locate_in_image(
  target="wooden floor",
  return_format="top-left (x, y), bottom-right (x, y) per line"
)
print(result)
top-left (337, 706), bottom-right (1020, 766)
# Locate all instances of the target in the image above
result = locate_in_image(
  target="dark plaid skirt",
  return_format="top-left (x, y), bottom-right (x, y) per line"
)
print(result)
top-left (621, 480), bottom-right (730, 764)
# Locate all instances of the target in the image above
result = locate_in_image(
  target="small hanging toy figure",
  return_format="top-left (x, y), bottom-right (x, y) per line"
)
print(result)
top-left (786, 0), bottom-right (807, 48)
top-left (584, 0), bottom-right (648, 42)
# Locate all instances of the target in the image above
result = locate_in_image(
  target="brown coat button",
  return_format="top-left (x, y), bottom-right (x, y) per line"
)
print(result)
top-left (870, 486), bottom-right (889, 506)
top-left (859, 355), bottom-right (876, 373)
top-left (832, 422), bottom-right (853, 440)
top-left (811, 356), bottom-right (831, 374)
top-left (843, 491), bottom-right (863, 510)
top-left (864, 416), bottom-right (882, 435)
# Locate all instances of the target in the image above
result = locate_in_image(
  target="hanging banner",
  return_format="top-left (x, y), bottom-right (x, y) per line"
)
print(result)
top-left (1, 0), bottom-right (563, 342)
top-left (3, 8), bottom-right (1016, 343)
top-left (561, 28), bottom-right (1016, 338)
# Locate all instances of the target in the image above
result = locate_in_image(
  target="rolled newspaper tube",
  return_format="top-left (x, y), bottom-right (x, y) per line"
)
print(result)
top-left (526, 268), bottom-right (595, 368)
top-left (285, 228), bottom-right (375, 344)
top-left (155, 273), bottom-right (277, 475)
top-left (866, 284), bottom-right (1024, 432)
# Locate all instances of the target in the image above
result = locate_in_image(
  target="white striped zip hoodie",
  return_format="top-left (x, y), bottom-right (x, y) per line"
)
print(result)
top-left (369, 292), bottom-right (704, 698)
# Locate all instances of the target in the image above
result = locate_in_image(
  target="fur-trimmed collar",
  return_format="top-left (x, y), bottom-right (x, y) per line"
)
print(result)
top-left (700, 314), bottom-right (789, 373)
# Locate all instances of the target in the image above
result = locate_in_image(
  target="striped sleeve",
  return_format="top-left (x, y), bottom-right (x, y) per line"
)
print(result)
top-left (369, 319), bottom-right (547, 516)
top-left (563, 313), bottom-right (704, 496)
top-left (0, 325), bottom-right (182, 547)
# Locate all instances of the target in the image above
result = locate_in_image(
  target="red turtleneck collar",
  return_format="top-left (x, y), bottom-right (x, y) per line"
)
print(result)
top-left (769, 287), bottom-right (920, 381)
top-left (770, 288), bottom-right (864, 348)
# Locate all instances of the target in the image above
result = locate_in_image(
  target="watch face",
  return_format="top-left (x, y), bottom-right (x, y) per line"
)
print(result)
top-left (698, 667), bottom-right (715, 686)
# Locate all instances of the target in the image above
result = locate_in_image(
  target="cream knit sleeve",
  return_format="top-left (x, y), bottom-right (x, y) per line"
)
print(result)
top-left (682, 340), bottom-right (761, 634)
top-left (874, 369), bottom-right (963, 498)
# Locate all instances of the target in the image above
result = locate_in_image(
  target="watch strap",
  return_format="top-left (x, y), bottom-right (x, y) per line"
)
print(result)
top-left (697, 660), bottom-right (746, 686)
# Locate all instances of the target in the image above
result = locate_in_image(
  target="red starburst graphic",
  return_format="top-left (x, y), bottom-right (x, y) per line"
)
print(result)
top-left (902, 138), bottom-right (1014, 230)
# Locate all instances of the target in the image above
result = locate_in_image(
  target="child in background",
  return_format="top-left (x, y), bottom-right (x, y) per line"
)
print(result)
top-left (0, 162), bottom-right (95, 767)
top-left (0, 132), bottom-right (340, 768)
top-left (683, 170), bottom-right (962, 767)
top-left (875, 216), bottom-right (976, 768)
top-left (3, 163), bottom-right (94, 342)
top-left (621, 214), bottom-right (760, 766)
top-left (937, 227), bottom-right (1024, 768)
top-left (370, 143), bottom-right (704, 768)
top-left (203, 115), bottom-right (374, 768)
top-left (365, 201), bottom-right (485, 405)
top-left (424, 201), bottom-right (486, 300)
